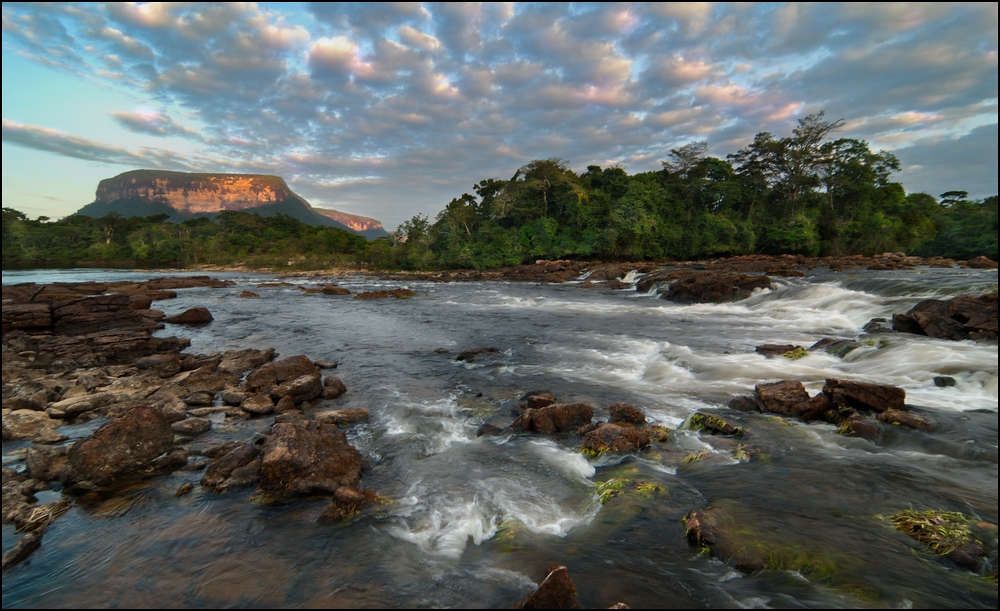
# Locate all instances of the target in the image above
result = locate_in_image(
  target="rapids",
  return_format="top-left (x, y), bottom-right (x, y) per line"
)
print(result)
top-left (3, 266), bottom-right (997, 608)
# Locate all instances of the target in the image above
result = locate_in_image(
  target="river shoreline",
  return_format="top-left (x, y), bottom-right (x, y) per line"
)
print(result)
top-left (2, 265), bottom-right (997, 607)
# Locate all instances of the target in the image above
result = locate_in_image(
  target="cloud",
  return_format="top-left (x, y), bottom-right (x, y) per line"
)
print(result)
top-left (1, 2), bottom-right (996, 227)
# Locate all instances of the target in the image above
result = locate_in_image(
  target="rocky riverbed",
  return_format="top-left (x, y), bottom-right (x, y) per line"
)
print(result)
top-left (2, 261), bottom-right (997, 608)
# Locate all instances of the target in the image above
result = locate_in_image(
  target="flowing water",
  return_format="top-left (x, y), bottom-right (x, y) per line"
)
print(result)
top-left (2, 267), bottom-right (998, 608)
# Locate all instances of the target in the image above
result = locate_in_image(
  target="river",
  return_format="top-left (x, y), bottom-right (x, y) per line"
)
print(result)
top-left (2, 266), bottom-right (997, 608)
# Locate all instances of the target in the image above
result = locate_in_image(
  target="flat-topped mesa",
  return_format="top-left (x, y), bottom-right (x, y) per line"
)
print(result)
top-left (94, 170), bottom-right (297, 215)
top-left (313, 208), bottom-right (384, 233)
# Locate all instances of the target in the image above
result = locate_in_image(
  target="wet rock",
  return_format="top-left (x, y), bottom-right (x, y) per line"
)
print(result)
top-left (687, 413), bottom-right (743, 436)
top-left (863, 318), bottom-right (893, 334)
top-left (317, 487), bottom-right (374, 522)
top-left (172, 417), bottom-right (212, 436)
top-left (271, 372), bottom-right (323, 405)
top-left (514, 390), bottom-right (557, 413)
top-left (217, 347), bottom-right (274, 376)
top-left (322, 286), bottom-right (352, 295)
top-left (457, 347), bottom-right (502, 362)
top-left (258, 420), bottom-right (362, 500)
top-left (274, 410), bottom-right (305, 423)
top-left (201, 444), bottom-right (262, 492)
top-left (664, 273), bottom-right (771, 304)
top-left (513, 565), bottom-right (580, 609)
top-left (221, 389), bottom-right (247, 406)
top-left (66, 406), bottom-right (173, 485)
top-left (314, 409), bottom-right (369, 426)
top-left (877, 409), bottom-right (933, 431)
top-left (684, 508), bottom-right (767, 572)
top-left (3, 410), bottom-right (57, 441)
top-left (182, 390), bottom-right (215, 407)
top-left (476, 423), bottom-right (505, 437)
top-left (892, 293), bottom-right (998, 340)
top-left (321, 376), bottom-right (347, 400)
top-left (239, 291), bottom-right (260, 298)
top-left (837, 418), bottom-right (882, 443)
top-left (809, 338), bottom-right (860, 358)
top-left (823, 379), bottom-right (905, 412)
top-left (135, 354), bottom-right (182, 378)
top-left (608, 402), bottom-right (646, 426)
top-left (314, 360), bottom-right (338, 369)
top-left (150, 449), bottom-right (189, 471)
top-left (933, 376), bottom-right (956, 387)
top-left (26, 445), bottom-right (68, 481)
top-left (581, 423), bottom-right (650, 455)
top-left (244, 355), bottom-right (316, 393)
top-left (203, 441), bottom-right (241, 459)
top-left (2, 303), bottom-right (53, 334)
top-left (2, 532), bottom-right (42, 571)
top-left (353, 289), bottom-right (416, 299)
top-left (727, 396), bottom-right (759, 413)
top-left (163, 307), bottom-right (213, 325)
top-left (948, 543), bottom-right (988, 571)
top-left (175, 482), bottom-right (194, 496)
top-left (273, 395), bottom-right (296, 414)
top-left (966, 256), bottom-right (998, 269)
top-left (755, 344), bottom-right (800, 357)
top-left (32, 428), bottom-right (68, 444)
top-left (240, 394), bottom-right (275, 415)
top-left (754, 381), bottom-right (809, 415)
top-left (2, 394), bottom-right (48, 412)
top-left (511, 402), bottom-right (594, 434)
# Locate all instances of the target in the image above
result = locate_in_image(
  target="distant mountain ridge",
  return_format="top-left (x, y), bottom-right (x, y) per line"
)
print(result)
top-left (75, 169), bottom-right (387, 239)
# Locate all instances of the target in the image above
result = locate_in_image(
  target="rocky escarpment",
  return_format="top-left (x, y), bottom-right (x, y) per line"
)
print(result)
top-left (75, 170), bottom-right (386, 239)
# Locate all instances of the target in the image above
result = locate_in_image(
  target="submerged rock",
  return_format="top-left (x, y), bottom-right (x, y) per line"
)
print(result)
top-left (877, 409), bottom-right (933, 431)
top-left (755, 344), bottom-right (801, 357)
top-left (686, 413), bottom-right (743, 436)
top-left (511, 402), bottom-right (594, 434)
top-left (837, 418), bottom-right (882, 443)
top-left (456, 347), bottom-right (502, 362)
top-left (66, 406), bottom-right (174, 485)
top-left (513, 565), bottom-right (580, 609)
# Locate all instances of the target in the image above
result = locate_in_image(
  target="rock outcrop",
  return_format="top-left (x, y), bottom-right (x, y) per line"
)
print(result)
top-left (892, 292), bottom-right (997, 340)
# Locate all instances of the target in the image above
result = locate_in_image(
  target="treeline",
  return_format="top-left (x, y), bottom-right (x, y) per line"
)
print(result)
top-left (382, 112), bottom-right (997, 269)
top-left (3, 112), bottom-right (997, 270)
top-left (2, 209), bottom-right (366, 269)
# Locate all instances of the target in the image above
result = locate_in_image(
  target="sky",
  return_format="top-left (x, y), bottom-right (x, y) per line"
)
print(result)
top-left (2, 2), bottom-right (997, 229)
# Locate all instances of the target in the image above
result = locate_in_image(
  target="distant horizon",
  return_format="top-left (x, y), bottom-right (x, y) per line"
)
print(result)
top-left (3, 2), bottom-right (997, 230)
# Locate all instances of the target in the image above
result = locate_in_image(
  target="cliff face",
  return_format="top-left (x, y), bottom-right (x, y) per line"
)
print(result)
top-left (313, 208), bottom-right (384, 232)
top-left (95, 170), bottom-right (295, 215)
top-left (82, 169), bottom-right (387, 238)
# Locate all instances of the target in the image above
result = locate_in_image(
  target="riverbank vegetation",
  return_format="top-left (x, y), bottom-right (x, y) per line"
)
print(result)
top-left (4, 113), bottom-right (996, 270)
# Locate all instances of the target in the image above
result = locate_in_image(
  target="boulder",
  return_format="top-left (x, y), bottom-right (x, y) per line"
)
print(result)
top-left (172, 417), bottom-right (212, 436)
top-left (239, 291), bottom-right (260, 298)
top-left (26, 445), bottom-right (69, 481)
top-left (823, 379), bottom-right (905, 412)
top-left (892, 293), bottom-right (998, 340)
top-left (240, 394), bottom-right (275, 415)
top-left (135, 354), bottom-right (182, 377)
top-left (318, 487), bottom-right (374, 522)
top-left (754, 381), bottom-right (809, 415)
top-left (727, 396), bottom-right (759, 412)
top-left (511, 402), bottom-right (594, 434)
top-left (314, 409), bottom-right (369, 426)
top-left (933, 376), bottom-right (956, 387)
top-left (244, 355), bottom-right (316, 393)
top-left (218, 347), bottom-right (275, 376)
top-left (258, 420), bottom-right (362, 500)
top-left (684, 508), bottom-right (767, 572)
top-left (608, 402), bottom-right (646, 426)
top-left (581, 423), bottom-right (650, 454)
top-left (837, 418), bottom-right (882, 443)
top-left (513, 390), bottom-right (557, 413)
top-left (201, 444), bottom-right (262, 492)
top-left (1, 303), bottom-right (52, 334)
top-left (3, 409), bottom-right (57, 441)
top-left (687, 413), bottom-right (743, 436)
top-left (271, 372), bottom-right (323, 405)
top-left (353, 289), bottom-right (416, 299)
top-left (664, 273), bottom-right (771, 303)
top-left (877, 410), bottom-right (933, 431)
top-left (966, 256), bottom-right (998, 269)
top-left (274, 395), bottom-right (296, 414)
top-left (67, 406), bottom-right (173, 485)
top-left (514, 565), bottom-right (580, 609)
top-left (153, 393), bottom-right (187, 423)
top-left (221, 389), bottom-right (247, 406)
top-left (182, 390), bottom-right (215, 407)
top-left (321, 376), bottom-right (347, 399)
top-left (163, 307), bottom-right (213, 325)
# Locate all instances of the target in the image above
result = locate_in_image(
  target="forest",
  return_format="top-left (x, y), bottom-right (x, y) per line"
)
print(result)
top-left (3, 113), bottom-right (997, 270)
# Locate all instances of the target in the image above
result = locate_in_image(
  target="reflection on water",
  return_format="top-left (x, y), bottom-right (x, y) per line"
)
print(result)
top-left (2, 266), bottom-right (997, 608)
